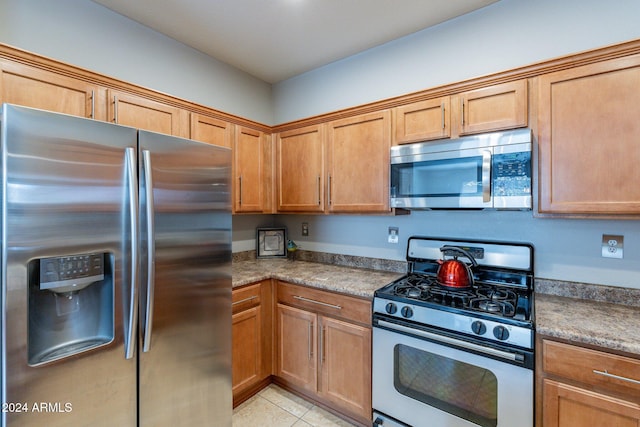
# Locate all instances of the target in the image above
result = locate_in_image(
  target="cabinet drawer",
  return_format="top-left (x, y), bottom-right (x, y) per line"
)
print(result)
top-left (277, 281), bottom-right (371, 326)
top-left (542, 339), bottom-right (640, 397)
top-left (232, 283), bottom-right (262, 314)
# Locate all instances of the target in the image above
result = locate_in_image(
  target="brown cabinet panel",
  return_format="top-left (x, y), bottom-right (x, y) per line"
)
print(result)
top-left (319, 316), bottom-right (371, 421)
top-left (276, 281), bottom-right (372, 424)
top-left (277, 281), bottom-right (371, 326)
top-left (0, 60), bottom-right (103, 119)
top-left (276, 303), bottom-right (318, 393)
top-left (542, 340), bottom-right (640, 397)
top-left (457, 80), bottom-right (527, 136)
top-left (394, 97), bottom-right (450, 144)
top-left (109, 89), bottom-right (189, 137)
top-left (231, 281), bottom-right (273, 406)
top-left (327, 110), bottom-right (391, 212)
top-left (276, 124), bottom-right (325, 212)
top-left (538, 338), bottom-right (640, 427)
top-left (234, 126), bottom-right (266, 213)
top-left (190, 113), bottom-right (232, 148)
top-left (232, 305), bottom-right (262, 394)
top-left (537, 55), bottom-right (640, 214)
top-left (542, 379), bottom-right (640, 427)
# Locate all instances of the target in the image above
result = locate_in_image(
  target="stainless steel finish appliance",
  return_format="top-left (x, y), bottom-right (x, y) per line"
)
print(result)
top-left (390, 129), bottom-right (532, 210)
top-left (1, 104), bottom-right (232, 427)
top-left (372, 237), bottom-right (534, 427)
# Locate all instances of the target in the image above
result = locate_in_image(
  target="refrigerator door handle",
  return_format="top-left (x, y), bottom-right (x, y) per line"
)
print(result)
top-left (142, 149), bottom-right (156, 353)
top-left (125, 147), bottom-right (139, 360)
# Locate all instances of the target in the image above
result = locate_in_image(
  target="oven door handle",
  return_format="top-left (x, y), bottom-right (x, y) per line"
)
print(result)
top-left (376, 319), bottom-right (524, 363)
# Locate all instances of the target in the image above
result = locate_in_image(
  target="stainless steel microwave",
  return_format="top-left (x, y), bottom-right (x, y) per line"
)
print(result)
top-left (390, 128), bottom-right (532, 210)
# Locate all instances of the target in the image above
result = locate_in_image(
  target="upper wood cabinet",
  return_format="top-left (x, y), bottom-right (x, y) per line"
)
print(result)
top-left (326, 110), bottom-right (391, 213)
top-left (234, 126), bottom-right (273, 213)
top-left (108, 89), bottom-right (189, 137)
top-left (0, 60), bottom-right (105, 119)
top-left (537, 55), bottom-right (640, 215)
top-left (190, 113), bottom-right (233, 148)
top-left (455, 79), bottom-right (528, 136)
top-left (394, 96), bottom-right (450, 144)
top-left (276, 124), bottom-right (325, 213)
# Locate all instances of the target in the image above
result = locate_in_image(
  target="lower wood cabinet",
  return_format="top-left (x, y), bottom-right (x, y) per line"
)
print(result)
top-left (537, 337), bottom-right (640, 427)
top-left (275, 281), bottom-right (372, 425)
top-left (232, 280), bottom-right (273, 406)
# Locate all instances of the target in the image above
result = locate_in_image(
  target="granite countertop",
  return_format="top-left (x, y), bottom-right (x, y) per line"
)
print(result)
top-left (535, 293), bottom-right (640, 356)
top-left (232, 258), bottom-right (402, 299)
top-left (233, 256), bottom-right (640, 357)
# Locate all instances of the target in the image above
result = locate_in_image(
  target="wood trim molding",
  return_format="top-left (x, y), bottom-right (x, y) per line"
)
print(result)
top-left (4, 37), bottom-right (640, 134)
top-left (272, 38), bottom-right (640, 132)
top-left (0, 43), bottom-right (271, 133)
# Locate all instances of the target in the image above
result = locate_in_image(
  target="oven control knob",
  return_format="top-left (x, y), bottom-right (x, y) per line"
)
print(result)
top-left (401, 306), bottom-right (413, 318)
top-left (493, 325), bottom-right (510, 341)
top-left (385, 302), bottom-right (398, 314)
top-left (471, 320), bottom-right (486, 335)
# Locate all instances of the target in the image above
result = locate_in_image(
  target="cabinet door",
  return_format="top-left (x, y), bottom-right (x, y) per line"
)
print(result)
top-left (537, 55), bottom-right (640, 214)
top-left (0, 60), bottom-right (104, 119)
top-left (327, 110), bottom-right (391, 212)
top-left (276, 304), bottom-right (317, 393)
top-left (190, 113), bottom-right (232, 148)
top-left (232, 305), bottom-right (262, 394)
top-left (109, 89), bottom-right (189, 137)
top-left (542, 379), bottom-right (640, 427)
top-left (234, 126), bottom-right (266, 213)
top-left (319, 316), bottom-right (372, 421)
top-left (276, 125), bottom-right (325, 212)
top-left (394, 97), bottom-right (450, 144)
top-left (458, 80), bottom-right (527, 135)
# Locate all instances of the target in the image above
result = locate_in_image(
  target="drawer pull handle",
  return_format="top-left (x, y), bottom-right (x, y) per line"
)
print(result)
top-left (593, 369), bottom-right (640, 385)
top-left (293, 295), bottom-right (342, 310)
top-left (232, 295), bottom-right (258, 306)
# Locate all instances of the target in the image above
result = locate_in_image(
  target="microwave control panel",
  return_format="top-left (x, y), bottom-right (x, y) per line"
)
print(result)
top-left (492, 152), bottom-right (531, 196)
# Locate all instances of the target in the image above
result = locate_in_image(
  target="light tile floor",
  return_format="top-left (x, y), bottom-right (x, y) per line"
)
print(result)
top-left (232, 384), bottom-right (358, 427)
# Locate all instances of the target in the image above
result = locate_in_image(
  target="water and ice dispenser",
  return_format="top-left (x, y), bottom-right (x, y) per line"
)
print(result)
top-left (28, 252), bottom-right (114, 366)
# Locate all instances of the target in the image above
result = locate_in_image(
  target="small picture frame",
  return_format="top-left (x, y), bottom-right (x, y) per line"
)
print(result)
top-left (256, 227), bottom-right (287, 258)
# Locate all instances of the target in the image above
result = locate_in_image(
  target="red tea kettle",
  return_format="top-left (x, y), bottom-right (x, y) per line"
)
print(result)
top-left (436, 245), bottom-right (478, 289)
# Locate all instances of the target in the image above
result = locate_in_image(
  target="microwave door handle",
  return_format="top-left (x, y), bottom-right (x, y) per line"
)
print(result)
top-left (482, 150), bottom-right (491, 203)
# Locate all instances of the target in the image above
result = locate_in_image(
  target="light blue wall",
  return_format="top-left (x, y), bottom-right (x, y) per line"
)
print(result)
top-left (273, 0), bottom-right (640, 123)
top-left (253, 0), bottom-right (640, 290)
top-left (1, 0), bottom-right (638, 289)
top-left (0, 0), bottom-right (273, 124)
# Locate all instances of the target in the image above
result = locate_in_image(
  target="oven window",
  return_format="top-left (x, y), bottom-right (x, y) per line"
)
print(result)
top-left (394, 344), bottom-right (498, 427)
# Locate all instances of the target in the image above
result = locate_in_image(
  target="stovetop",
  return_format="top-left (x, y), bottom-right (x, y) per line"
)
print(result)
top-left (376, 273), bottom-right (532, 322)
top-left (372, 237), bottom-right (535, 349)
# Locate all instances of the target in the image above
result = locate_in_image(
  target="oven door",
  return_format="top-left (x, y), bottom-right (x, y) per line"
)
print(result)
top-left (390, 147), bottom-right (492, 209)
top-left (372, 318), bottom-right (533, 427)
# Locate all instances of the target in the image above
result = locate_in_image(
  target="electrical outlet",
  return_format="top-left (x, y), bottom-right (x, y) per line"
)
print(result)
top-left (301, 222), bottom-right (309, 236)
top-left (601, 234), bottom-right (623, 259)
top-left (388, 227), bottom-right (399, 244)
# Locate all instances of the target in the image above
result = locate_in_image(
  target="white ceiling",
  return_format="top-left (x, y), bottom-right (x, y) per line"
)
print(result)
top-left (92, 0), bottom-right (498, 84)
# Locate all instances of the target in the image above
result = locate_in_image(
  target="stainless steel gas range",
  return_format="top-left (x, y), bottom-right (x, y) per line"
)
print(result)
top-left (372, 237), bottom-right (534, 427)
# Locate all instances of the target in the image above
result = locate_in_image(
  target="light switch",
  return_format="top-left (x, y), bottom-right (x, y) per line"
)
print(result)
top-left (388, 227), bottom-right (399, 244)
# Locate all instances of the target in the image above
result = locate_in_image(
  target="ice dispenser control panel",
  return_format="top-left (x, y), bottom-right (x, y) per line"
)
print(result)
top-left (40, 253), bottom-right (104, 293)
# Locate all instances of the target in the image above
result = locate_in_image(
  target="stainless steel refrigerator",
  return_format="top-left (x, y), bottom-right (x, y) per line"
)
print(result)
top-left (0, 104), bottom-right (232, 427)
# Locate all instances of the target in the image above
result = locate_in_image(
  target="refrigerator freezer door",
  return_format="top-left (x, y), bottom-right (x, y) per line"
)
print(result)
top-left (1, 105), bottom-right (138, 426)
top-left (137, 130), bottom-right (232, 426)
